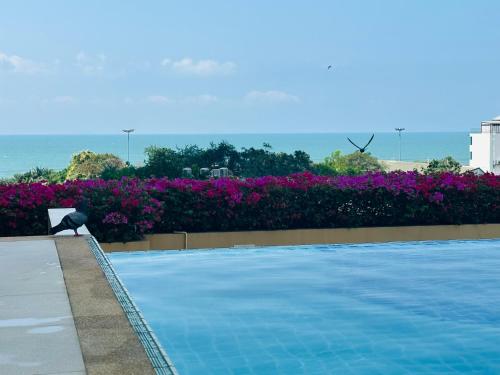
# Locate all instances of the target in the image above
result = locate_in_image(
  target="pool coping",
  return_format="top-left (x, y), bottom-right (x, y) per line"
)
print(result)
top-left (54, 235), bottom-right (177, 374)
top-left (86, 236), bottom-right (178, 375)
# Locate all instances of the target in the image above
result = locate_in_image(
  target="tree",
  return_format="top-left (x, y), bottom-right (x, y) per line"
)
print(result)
top-left (66, 150), bottom-right (125, 180)
top-left (315, 150), bottom-right (385, 175)
top-left (142, 142), bottom-right (313, 178)
top-left (238, 146), bottom-right (313, 177)
top-left (143, 146), bottom-right (184, 178)
top-left (100, 164), bottom-right (140, 180)
top-left (422, 156), bottom-right (461, 174)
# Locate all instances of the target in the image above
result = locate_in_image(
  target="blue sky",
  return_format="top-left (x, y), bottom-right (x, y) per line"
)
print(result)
top-left (0, 0), bottom-right (499, 134)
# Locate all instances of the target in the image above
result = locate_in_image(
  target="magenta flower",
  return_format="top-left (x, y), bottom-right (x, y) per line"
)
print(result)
top-left (246, 192), bottom-right (262, 205)
top-left (102, 212), bottom-right (129, 225)
top-left (430, 192), bottom-right (445, 203)
top-left (0, 171), bottom-right (498, 242)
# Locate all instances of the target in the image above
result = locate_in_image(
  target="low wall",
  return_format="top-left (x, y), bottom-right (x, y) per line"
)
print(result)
top-left (100, 224), bottom-right (500, 252)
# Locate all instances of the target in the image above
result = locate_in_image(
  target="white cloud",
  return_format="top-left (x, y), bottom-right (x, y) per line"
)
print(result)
top-left (40, 96), bottom-right (77, 106)
top-left (0, 52), bottom-right (43, 74)
top-left (75, 51), bottom-right (107, 74)
top-left (147, 95), bottom-right (174, 104)
top-left (245, 90), bottom-right (300, 104)
top-left (147, 94), bottom-right (218, 105)
top-left (53, 96), bottom-right (76, 104)
top-left (183, 94), bottom-right (218, 104)
top-left (161, 57), bottom-right (236, 76)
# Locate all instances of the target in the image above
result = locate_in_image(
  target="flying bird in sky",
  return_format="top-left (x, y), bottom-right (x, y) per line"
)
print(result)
top-left (327, 65), bottom-right (333, 70)
top-left (347, 134), bottom-right (375, 153)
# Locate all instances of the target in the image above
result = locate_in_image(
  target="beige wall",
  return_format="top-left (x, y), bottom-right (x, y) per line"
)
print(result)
top-left (100, 224), bottom-right (500, 252)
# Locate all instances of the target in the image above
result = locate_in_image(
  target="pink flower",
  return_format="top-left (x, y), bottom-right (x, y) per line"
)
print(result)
top-left (136, 220), bottom-right (154, 231)
top-left (430, 192), bottom-right (445, 203)
top-left (59, 198), bottom-right (76, 207)
top-left (246, 192), bottom-right (262, 205)
top-left (142, 205), bottom-right (155, 214)
top-left (102, 212), bottom-right (129, 225)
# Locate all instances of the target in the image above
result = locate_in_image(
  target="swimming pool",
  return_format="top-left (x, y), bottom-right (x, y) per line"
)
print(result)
top-left (109, 240), bottom-right (500, 374)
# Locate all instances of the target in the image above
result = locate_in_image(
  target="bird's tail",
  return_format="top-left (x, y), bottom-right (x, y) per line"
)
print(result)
top-left (49, 223), bottom-right (63, 235)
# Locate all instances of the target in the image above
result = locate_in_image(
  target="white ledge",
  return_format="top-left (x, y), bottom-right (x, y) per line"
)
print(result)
top-left (48, 208), bottom-right (90, 236)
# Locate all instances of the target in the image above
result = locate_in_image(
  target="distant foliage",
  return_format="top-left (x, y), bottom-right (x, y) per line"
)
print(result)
top-left (237, 146), bottom-right (312, 177)
top-left (100, 164), bottom-right (140, 180)
top-left (66, 150), bottom-right (125, 180)
top-left (422, 156), bottom-right (462, 175)
top-left (8, 142), bottom-right (315, 182)
top-left (130, 142), bottom-right (313, 179)
top-left (140, 146), bottom-right (180, 178)
top-left (6, 144), bottom-right (464, 185)
top-left (314, 151), bottom-right (385, 175)
top-left (13, 167), bottom-right (66, 184)
top-left (0, 172), bottom-right (498, 242)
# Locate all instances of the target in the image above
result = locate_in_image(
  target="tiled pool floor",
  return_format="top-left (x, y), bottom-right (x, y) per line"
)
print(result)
top-left (109, 240), bottom-right (500, 374)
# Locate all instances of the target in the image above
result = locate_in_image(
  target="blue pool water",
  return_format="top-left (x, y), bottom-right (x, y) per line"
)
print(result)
top-left (109, 240), bottom-right (500, 374)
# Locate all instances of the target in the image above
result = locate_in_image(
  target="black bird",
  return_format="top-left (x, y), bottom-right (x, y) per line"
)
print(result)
top-left (327, 65), bottom-right (333, 70)
top-left (50, 201), bottom-right (88, 236)
top-left (347, 134), bottom-right (375, 153)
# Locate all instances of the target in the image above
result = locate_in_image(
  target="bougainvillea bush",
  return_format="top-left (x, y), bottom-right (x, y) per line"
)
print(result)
top-left (0, 179), bottom-right (162, 242)
top-left (0, 172), bottom-right (498, 242)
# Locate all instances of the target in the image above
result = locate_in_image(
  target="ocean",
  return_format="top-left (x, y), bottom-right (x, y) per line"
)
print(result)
top-left (0, 132), bottom-right (469, 178)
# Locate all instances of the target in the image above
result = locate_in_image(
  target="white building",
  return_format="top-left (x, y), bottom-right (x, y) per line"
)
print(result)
top-left (469, 116), bottom-right (500, 174)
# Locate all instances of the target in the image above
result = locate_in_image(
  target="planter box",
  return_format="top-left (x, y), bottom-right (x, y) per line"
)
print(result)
top-left (99, 224), bottom-right (500, 252)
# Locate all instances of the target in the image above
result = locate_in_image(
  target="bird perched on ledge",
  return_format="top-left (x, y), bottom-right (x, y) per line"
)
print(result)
top-left (50, 201), bottom-right (89, 236)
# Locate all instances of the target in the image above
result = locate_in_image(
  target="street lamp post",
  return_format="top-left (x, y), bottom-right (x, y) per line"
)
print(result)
top-left (122, 129), bottom-right (135, 165)
top-left (395, 127), bottom-right (405, 161)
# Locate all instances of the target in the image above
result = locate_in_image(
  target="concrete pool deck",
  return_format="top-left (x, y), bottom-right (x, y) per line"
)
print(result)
top-left (0, 238), bottom-right (85, 375)
top-left (0, 236), bottom-right (156, 375)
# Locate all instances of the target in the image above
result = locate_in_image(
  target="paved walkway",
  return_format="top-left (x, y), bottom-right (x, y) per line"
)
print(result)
top-left (0, 239), bottom-right (86, 375)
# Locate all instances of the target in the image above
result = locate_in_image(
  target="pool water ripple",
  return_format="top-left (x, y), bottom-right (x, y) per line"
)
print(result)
top-left (109, 240), bottom-right (500, 374)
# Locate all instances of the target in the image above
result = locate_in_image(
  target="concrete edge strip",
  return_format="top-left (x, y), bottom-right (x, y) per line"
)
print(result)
top-left (100, 224), bottom-right (500, 252)
top-left (86, 236), bottom-right (179, 375)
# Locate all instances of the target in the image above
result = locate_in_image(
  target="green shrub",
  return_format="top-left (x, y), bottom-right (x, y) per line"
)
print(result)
top-left (315, 151), bottom-right (385, 175)
top-left (66, 150), bottom-right (125, 180)
top-left (422, 156), bottom-right (462, 174)
top-left (13, 167), bottom-right (66, 183)
top-left (1, 172), bottom-right (498, 242)
top-left (100, 164), bottom-right (142, 180)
